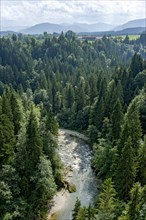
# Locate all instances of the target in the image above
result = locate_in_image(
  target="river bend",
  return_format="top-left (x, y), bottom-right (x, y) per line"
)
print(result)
top-left (48, 129), bottom-right (97, 220)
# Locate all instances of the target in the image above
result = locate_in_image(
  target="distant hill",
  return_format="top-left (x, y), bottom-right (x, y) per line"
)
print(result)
top-left (116, 27), bottom-right (146, 35)
top-left (78, 27), bottom-right (146, 37)
top-left (1, 27), bottom-right (145, 38)
top-left (21, 22), bottom-right (115, 34)
top-left (21, 23), bottom-right (62, 35)
top-left (1, 25), bottom-right (28, 32)
top-left (2, 18), bottom-right (146, 36)
top-left (0, 31), bottom-right (18, 37)
top-left (114, 18), bottom-right (146, 31)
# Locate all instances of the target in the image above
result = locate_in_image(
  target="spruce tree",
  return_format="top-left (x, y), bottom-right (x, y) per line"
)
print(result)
top-left (138, 137), bottom-right (146, 185)
top-left (0, 115), bottom-right (15, 166)
top-left (111, 80), bottom-right (124, 107)
top-left (64, 83), bottom-right (74, 109)
top-left (35, 156), bottom-right (56, 217)
top-left (96, 97), bottom-right (105, 131)
top-left (130, 53), bottom-right (143, 78)
top-left (72, 198), bottom-right (81, 220)
top-left (2, 87), bottom-right (13, 121)
top-left (127, 182), bottom-right (142, 220)
top-left (89, 97), bottom-right (105, 131)
top-left (46, 108), bottom-right (59, 136)
top-left (87, 204), bottom-right (96, 220)
top-left (11, 91), bottom-right (22, 136)
top-left (25, 108), bottom-right (43, 173)
top-left (16, 107), bottom-right (43, 199)
top-left (118, 96), bottom-right (142, 156)
top-left (115, 136), bottom-right (136, 200)
top-left (0, 88), bottom-right (16, 166)
top-left (76, 207), bottom-right (87, 220)
top-left (96, 178), bottom-right (118, 220)
top-left (111, 99), bottom-right (123, 143)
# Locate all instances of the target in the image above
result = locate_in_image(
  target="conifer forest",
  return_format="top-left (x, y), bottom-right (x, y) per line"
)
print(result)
top-left (0, 31), bottom-right (146, 220)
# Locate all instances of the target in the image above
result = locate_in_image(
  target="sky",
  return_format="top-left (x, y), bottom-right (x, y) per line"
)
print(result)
top-left (1, 0), bottom-right (146, 30)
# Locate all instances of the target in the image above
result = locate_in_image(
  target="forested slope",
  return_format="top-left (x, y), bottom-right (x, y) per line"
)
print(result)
top-left (0, 31), bottom-right (146, 219)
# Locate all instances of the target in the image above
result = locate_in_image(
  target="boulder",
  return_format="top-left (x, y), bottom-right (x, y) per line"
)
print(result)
top-left (64, 180), bottom-right (76, 193)
top-left (68, 183), bottom-right (76, 193)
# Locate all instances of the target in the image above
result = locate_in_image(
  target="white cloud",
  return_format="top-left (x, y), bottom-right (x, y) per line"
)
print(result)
top-left (1, 0), bottom-right (146, 29)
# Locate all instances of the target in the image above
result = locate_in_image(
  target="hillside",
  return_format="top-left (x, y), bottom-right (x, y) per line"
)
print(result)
top-left (21, 23), bottom-right (62, 34)
top-left (0, 31), bottom-right (19, 37)
top-left (114, 18), bottom-right (146, 31)
top-left (21, 22), bottom-right (115, 34)
top-left (20, 18), bottom-right (146, 35)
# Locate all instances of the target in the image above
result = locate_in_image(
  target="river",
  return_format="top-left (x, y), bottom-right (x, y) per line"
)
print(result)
top-left (47, 129), bottom-right (98, 220)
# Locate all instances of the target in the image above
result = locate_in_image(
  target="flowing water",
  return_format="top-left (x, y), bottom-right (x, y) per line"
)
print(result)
top-left (48, 129), bottom-right (98, 220)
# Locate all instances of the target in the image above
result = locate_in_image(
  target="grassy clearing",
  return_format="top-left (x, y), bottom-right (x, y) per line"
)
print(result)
top-left (113, 35), bottom-right (140, 40)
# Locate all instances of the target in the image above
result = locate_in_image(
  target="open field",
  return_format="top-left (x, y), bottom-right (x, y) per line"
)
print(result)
top-left (79, 34), bottom-right (140, 42)
top-left (113, 35), bottom-right (140, 40)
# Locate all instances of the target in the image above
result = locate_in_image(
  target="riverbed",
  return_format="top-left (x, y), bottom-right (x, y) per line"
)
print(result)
top-left (47, 129), bottom-right (97, 220)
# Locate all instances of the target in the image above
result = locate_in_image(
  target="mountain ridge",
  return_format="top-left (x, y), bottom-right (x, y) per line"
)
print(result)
top-left (1, 18), bottom-right (146, 35)
top-left (21, 22), bottom-right (115, 34)
top-left (114, 18), bottom-right (146, 31)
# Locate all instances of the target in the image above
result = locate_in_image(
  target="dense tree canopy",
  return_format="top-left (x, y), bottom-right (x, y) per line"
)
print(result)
top-left (0, 31), bottom-right (146, 219)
